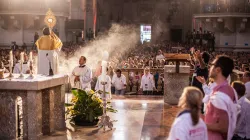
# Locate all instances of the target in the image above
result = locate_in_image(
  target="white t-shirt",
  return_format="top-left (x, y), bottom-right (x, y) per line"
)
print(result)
top-left (112, 74), bottom-right (127, 90)
top-left (168, 112), bottom-right (208, 140)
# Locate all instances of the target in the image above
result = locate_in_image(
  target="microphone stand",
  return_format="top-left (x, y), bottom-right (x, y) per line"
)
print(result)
top-left (28, 60), bottom-right (34, 79)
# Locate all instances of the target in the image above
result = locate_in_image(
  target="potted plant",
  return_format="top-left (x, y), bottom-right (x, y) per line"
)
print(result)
top-left (65, 88), bottom-right (117, 126)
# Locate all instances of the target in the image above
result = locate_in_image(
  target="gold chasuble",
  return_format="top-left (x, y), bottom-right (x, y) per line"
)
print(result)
top-left (35, 31), bottom-right (63, 75)
top-left (35, 32), bottom-right (62, 50)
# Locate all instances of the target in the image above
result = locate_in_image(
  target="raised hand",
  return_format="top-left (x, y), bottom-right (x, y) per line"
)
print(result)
top-left (196, 76), bottom-right (206, 84)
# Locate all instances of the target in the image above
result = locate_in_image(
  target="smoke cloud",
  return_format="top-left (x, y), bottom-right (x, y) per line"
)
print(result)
top-left (59, 24), bottom-right (139, 75)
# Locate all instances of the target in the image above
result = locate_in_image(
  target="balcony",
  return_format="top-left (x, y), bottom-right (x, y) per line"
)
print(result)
top-left (194, 13), bottom-right (250, 18)
top-left (0, 0), bottom-right (69, 17)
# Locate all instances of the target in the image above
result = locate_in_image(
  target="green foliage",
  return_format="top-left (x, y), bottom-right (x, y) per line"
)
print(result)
top-left (66, 88), bottom-right (117, 123)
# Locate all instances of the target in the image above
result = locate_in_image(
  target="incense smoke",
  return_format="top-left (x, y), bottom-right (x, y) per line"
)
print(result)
top-left (59, 24), bottom-right (139, 75)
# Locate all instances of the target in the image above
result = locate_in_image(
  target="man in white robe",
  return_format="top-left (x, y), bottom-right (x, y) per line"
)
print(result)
top-left (139, 67), bottom-right (157, 95)
top-left (72, 56), bottom-right (92, 90)
top-left (95, 68), bottom-right (112, 100)
top-left (155, 50), bottom-right (165, 62)
top-left (13, 53), bottom-right (30, 74)
top-left (35, 27), bottom-right (62, 75)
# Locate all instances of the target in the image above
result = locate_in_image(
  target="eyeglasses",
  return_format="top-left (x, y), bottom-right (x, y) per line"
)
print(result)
top-left (209, 63), bottom-right (216, 66)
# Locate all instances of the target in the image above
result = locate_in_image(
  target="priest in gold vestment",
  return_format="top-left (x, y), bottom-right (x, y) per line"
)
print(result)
top-left (35, 27), bottom-right (63, 75)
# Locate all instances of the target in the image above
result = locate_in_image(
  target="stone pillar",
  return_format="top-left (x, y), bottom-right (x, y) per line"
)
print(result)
top-left (83, 0), bottom-right (96, 40)
top-left (58, 17), bottom-right (66, 42)
top-left (42, 89), bottom-right (55, 135)
top-left (164, 65), bottom-right (190, 105)
top-left (27, 90), bottom-right (42, 139)
top-left (54, 85), bottom-right (66, 130)
top-left (42, 85), bottom-right (66, 134)
top-left (0, 94), bottom-right (17, 139)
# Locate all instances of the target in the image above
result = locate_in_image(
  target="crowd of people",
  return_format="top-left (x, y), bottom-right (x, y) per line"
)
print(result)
top-left (61, 42), bottom-right (84, 58)
top-left (1, 34), bottom-right (250, 140)
top-left (169, 49), bottom-right (250, 140)
top-left (67, 42), bottom-right (250, 139)
top-left (1, 41), bottom-right (250, 94)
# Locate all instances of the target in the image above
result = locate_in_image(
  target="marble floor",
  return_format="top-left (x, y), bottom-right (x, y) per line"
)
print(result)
top-left (42, 95), bottom-right (180, 140)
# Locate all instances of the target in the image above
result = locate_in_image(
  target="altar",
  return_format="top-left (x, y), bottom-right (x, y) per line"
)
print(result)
top-left (164, 53), bottom-right (190, 105)
top-left (0, 74), bottom-right (68, 139)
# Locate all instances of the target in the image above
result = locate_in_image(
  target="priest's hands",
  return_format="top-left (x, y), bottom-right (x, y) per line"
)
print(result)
top-left (74, 76), bottom-right (80, 82)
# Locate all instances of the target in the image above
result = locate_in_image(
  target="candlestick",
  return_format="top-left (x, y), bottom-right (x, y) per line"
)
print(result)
top-left (19, 52), bottom-right (24, 78)
top-left (9, 51), bottom-right (13, 62)
top-left (98, 82), bottom-right (114, 132)
top-left (7, 51), bottom-right (14, 78)
top-left (28, 60), bottom-right (34, 79)
top-left (20, 52), bottom-right (24, 62)
top-left (7, 61), bottom-right (13, 78)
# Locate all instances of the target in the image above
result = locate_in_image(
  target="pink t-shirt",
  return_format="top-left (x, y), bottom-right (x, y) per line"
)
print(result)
top-left (205, 81), bottom-right (235, 140)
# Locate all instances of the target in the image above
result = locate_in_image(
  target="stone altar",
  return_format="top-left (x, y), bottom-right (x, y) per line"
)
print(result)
top-left (164, 54), bottom-right (190, 105)
top-left (0, 74), bottom-right (68, 139)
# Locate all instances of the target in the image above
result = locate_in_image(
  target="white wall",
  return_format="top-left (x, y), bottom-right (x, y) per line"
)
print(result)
top-left (236, 32), bottom-right (250, 48)
top-left (0, 28), bottom-right (23, 46)
top-left (216, 32), bottom-right (250, 48)
top-left (218, 33), bottom-right (236, 47)
top-left (23, 29), bottom-right (36, 45)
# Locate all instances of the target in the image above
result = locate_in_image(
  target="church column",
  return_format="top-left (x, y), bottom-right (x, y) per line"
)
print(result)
top-left (27, 91), bottom-right (43, 139)
top-left (21, 17), bottom-right (24, 45)
top-left (58, 17), bottom-right (66, 42)
top-left (82, 0), bottom-right (96, 40)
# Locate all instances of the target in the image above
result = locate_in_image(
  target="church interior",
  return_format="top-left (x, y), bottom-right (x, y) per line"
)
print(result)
top-left (1, 0), bottom-right (250, 140)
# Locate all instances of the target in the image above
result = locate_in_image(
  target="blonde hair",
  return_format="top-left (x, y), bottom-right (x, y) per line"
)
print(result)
top-left (178, 87), bottom-right (203, 125)
top-left (144, 66), bottom-right (150, 74)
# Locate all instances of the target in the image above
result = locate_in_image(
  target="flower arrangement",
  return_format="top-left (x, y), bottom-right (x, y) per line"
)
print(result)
top-left (65, 88), bottom-right (117, 126)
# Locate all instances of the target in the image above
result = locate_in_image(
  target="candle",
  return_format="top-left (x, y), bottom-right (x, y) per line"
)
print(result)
top-left (20, 52), bottom-right (24, 63)
top-left (9, 51), bottom-right (13, 67)
top-left (29, 51), bottom-right (33, 61)
top-left (102, 51), bottom-right (109, 61)
top-left (101, 60), bottom-right (107, 82)
top-left (9, 51), bottom-right (13, 61)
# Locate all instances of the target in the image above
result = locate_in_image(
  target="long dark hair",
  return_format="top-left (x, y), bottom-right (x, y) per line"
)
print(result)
top-left (178, 87), bottom-right (203, 125)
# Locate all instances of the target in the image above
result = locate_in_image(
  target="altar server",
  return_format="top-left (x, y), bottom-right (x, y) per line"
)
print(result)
top-left (35, 27), bottom-right (62, 75)
top-left (13, 53), bottom-right (30, 74)
top-left (112, 69), bottom-right (127, 95)
top-left (139, 67), bottom-right (156, 95)
top-left (95, 67), bottom-right (112, 100)
top-left (72, 56), bottom-right (92, 90)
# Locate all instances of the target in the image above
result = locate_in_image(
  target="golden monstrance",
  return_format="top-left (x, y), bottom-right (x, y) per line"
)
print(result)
top-left (44, 9), bottom-right (57, 29)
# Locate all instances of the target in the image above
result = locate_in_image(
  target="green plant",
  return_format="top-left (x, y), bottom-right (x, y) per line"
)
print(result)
top-left (65, 88), bottom-right (117, 123)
